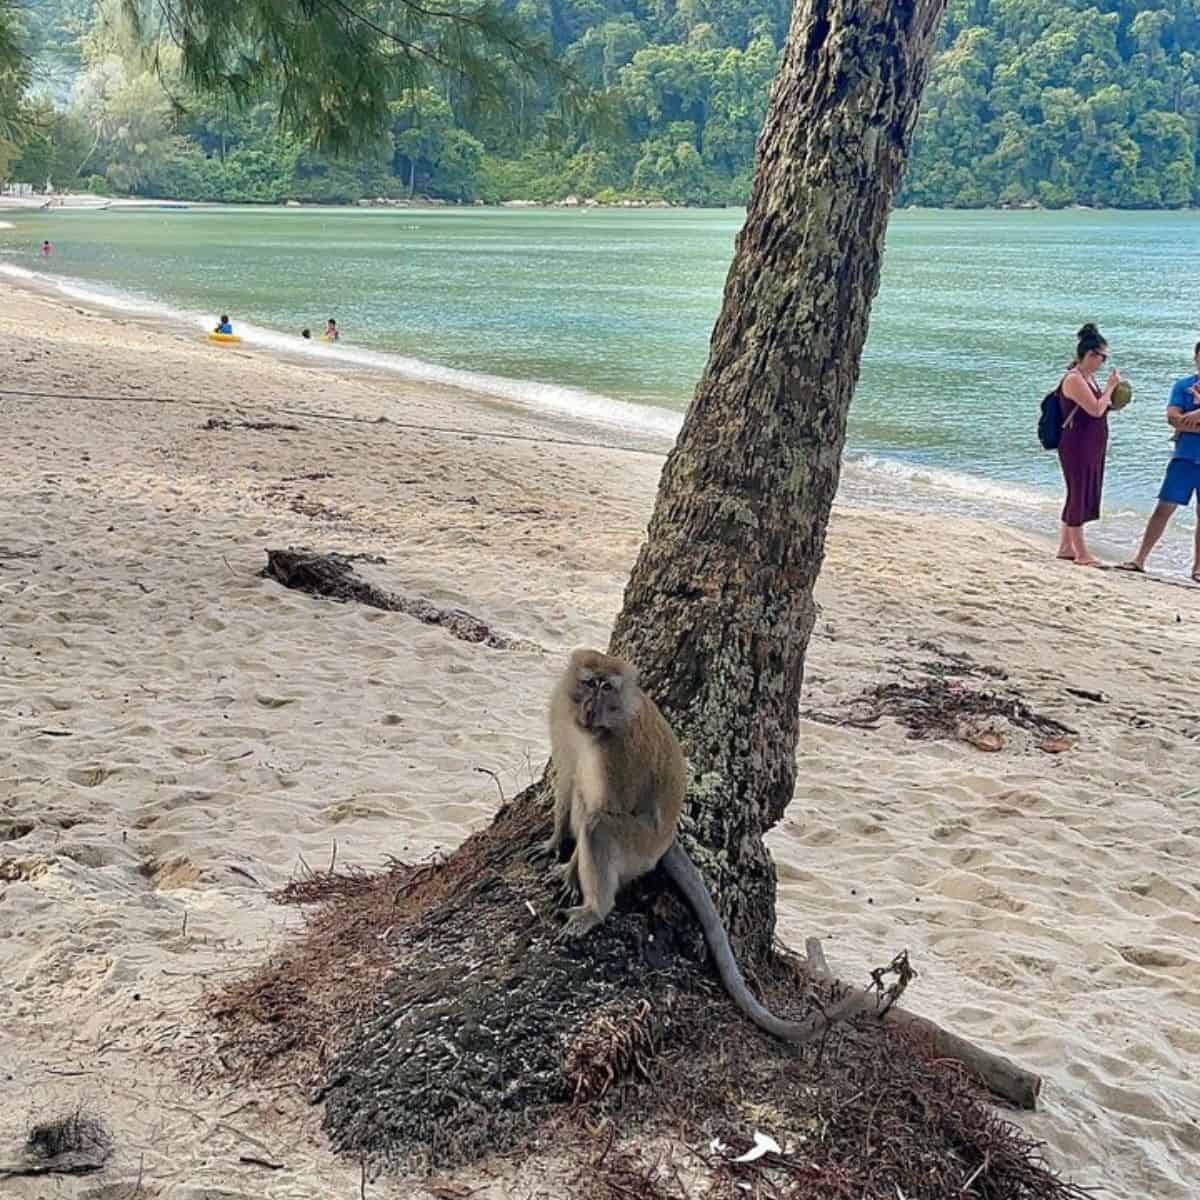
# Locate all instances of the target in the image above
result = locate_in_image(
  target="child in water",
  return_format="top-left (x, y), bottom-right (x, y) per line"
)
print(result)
top-left (214, 314), bottom-right (234, 334)
top-left (323, 318), bottom-right (339, 341)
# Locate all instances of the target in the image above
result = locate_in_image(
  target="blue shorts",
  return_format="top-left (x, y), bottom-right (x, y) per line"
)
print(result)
top-left (1158, 458), bottom-right (1200, 506)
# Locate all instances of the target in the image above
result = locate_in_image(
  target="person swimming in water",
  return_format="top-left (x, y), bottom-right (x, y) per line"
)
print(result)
top-left (323, 318), bottom-right (339, 341)
top-left (40, 240), bottom-right (52, 258)
top-left (214, 314), bottom-right (233, 334)
top-left (301, 328), bottom-right (312, 339)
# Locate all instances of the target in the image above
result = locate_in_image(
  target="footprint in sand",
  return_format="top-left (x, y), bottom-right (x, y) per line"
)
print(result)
top-left (0, 856), bottom-right (52, 881)
top-left (1117, 945), bottom-right (1192, 970)
top-left (141, 856), bottom-right (208, 890)
top-left (67, 765), bottom-right (114, 788)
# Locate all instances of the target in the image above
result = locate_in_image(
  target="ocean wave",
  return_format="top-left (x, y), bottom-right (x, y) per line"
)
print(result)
top-left (845, 452), bottom-right (1154, 527)
top-left (844, 452), bottom-right (1061, 511)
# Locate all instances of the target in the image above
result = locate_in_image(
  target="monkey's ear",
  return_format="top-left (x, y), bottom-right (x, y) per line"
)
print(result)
top-left (618, 658), bottom-right (639, 690)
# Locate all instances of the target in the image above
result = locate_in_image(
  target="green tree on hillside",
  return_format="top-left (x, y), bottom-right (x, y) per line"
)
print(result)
top-left (391, 89), bottom-right (483, 199)
top-left (1, 0), bottom-right (32, 179)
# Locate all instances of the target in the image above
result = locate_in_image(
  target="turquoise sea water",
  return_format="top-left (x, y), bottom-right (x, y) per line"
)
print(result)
top-left (3, 205), bottom-right (1199, 567)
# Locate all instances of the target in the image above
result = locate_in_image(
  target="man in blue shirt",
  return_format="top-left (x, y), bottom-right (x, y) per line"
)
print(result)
top-left (1119, 340), bottom-right (1200, 581)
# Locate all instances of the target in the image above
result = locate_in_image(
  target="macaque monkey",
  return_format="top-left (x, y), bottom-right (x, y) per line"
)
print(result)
top-left (541, 648), bottom-right (860, 1045)
top-left (540, 647), bottom-right (686, 939)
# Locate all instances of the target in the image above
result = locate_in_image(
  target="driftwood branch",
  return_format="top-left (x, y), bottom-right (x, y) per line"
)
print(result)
top-left (262, 548), bottom-right (540, 652)
top-left (805, 938), bottom-right (1041, 1110)
top-left (0, 1113), bottom-right (113, 1178)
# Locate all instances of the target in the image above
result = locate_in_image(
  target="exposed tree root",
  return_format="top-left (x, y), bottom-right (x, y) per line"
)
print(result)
top-left (805, 940), bottom-right (1040, 1110)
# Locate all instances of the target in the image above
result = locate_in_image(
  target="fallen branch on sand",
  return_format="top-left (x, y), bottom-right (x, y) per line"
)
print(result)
top-left (804, 938), bottom-right (1041, 1110)
top-left (202, 417), bottom-right (300, 432)
top-left (804, 670), bottom-right (1074, 753)
top-left (262, 547), bottom-right (541, 652)
top-left (0, 1112), bottom-right (112, 1178)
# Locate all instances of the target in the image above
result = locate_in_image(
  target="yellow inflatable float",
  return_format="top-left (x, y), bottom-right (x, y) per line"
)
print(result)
top-left (208, 331), bottom-right (241, 345)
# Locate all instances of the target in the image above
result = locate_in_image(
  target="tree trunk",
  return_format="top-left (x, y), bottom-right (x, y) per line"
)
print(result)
top-left (612, 0), bottom-right (947, 960)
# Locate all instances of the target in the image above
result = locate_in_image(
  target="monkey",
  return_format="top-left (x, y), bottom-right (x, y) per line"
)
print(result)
top-left (539, 648), bottom-right (866, 1045)
top-left (540, 647), bottom-right (686, 940)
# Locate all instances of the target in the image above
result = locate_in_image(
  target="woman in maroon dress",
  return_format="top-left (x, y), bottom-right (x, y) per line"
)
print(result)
top-left (1057, 323), bottom-right (1121, 566)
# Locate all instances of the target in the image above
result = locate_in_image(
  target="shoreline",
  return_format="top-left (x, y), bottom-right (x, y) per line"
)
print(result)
top-left (6, 247), bottom-right (1191, 581)
top-left (5, 190), bottom-right (1200, 216)
top-left (0, 261), bottom-right (679, 456)
top-left (1, 284), bottom-right (1199, 1197)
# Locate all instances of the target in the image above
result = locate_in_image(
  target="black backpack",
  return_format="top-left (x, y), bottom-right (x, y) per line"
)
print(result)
top-left (1038, 380), bottom-right (1073, 450)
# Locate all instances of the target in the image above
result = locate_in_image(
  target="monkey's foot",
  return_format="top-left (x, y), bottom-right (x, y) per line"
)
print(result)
top-left (557, 906), bottom-right (603, 941)
top-left (525, 836), bottom-right (559, 865)
top-left (550, 859), bottom-right (580, 898)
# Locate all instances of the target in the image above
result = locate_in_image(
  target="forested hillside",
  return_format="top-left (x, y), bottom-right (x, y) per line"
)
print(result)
top-left (2, 0), bottom-right (1199, 208)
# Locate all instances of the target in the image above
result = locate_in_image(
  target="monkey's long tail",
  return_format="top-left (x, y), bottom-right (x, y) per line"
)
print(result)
top-left (660, 844), bottom-right (876, 1045)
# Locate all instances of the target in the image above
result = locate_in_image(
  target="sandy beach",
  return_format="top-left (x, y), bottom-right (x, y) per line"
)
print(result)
top-left (2, 284), bottom-right (1199, 1197)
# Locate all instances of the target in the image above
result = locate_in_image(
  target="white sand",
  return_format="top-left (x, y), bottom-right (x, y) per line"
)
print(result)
top-left (1, 286), bottom-right (1198, 1197)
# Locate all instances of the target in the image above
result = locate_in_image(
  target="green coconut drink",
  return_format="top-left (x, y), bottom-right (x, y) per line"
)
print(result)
top-left (1110, 380), bottom-right (1133, 411)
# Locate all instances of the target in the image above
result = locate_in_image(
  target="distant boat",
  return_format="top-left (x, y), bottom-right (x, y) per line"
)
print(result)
top-left (37, 197), bottom-right (188, 212)
top-left (40, 196), bottom-right (112, 211)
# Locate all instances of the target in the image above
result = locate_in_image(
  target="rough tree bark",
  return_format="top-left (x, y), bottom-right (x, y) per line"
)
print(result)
top-left (612, 0), bottom-right (948, 959)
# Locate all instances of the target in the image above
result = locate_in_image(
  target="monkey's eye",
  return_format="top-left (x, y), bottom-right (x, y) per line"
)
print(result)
top-left (598, 680), bottom-right (613, 692)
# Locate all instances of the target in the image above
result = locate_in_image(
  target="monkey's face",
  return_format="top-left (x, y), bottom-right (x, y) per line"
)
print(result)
top-left (573, 672), bottom-right (626, 734)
